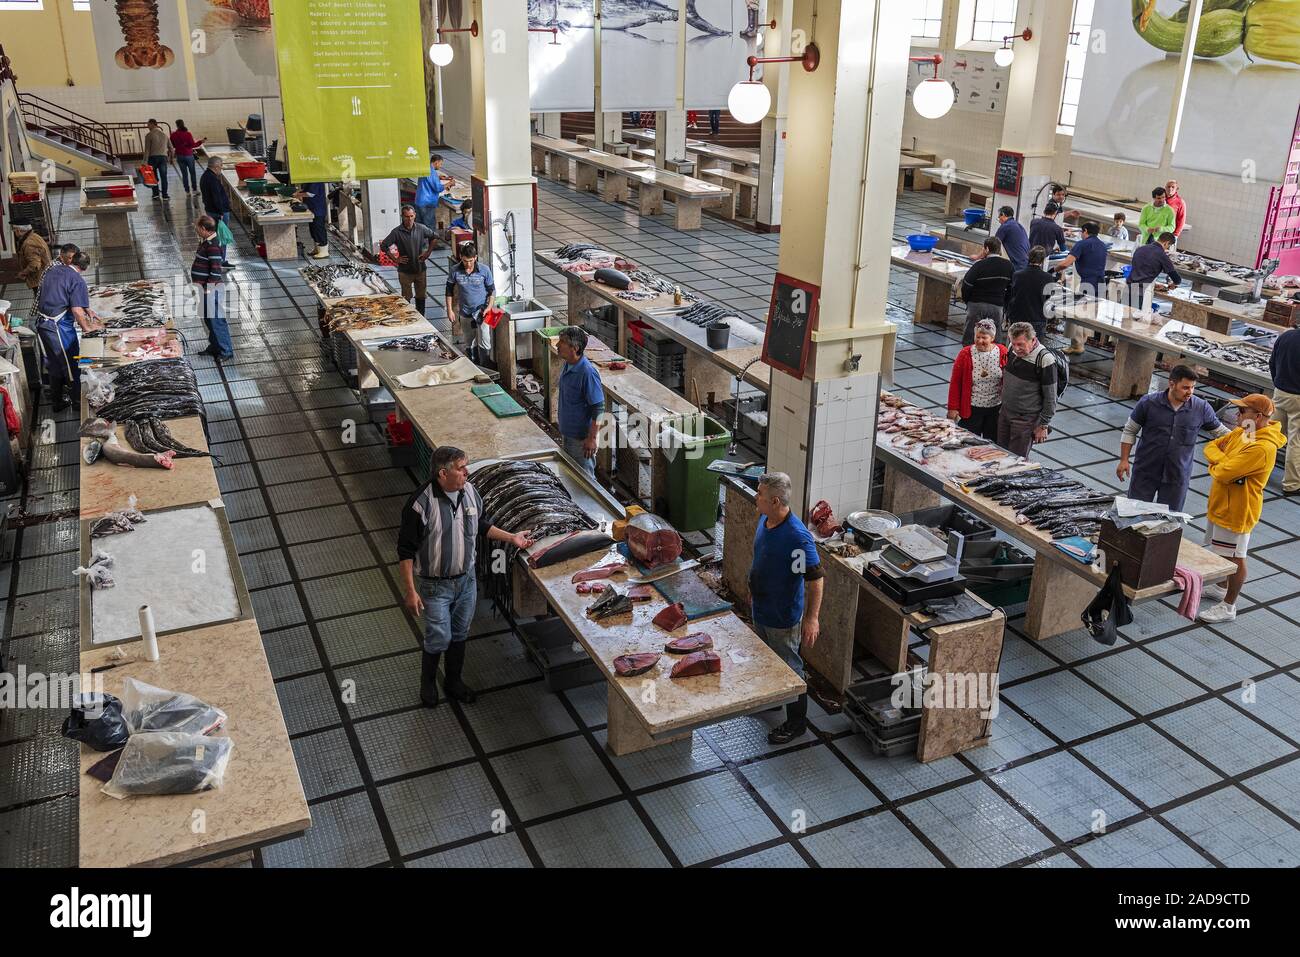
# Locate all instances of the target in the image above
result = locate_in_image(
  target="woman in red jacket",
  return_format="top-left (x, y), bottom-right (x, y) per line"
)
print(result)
top-left (169, 119), bottom-right (206, 196)
top-left (946, 317), bottom-right (1007, 440)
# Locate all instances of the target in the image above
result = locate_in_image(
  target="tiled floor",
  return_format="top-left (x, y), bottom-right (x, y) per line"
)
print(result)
top-left (1, 151), bottom-right (1298, 868)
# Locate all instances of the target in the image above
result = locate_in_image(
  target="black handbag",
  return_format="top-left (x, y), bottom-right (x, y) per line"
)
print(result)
top-left (1081, 565), bottom-right (1132, 646)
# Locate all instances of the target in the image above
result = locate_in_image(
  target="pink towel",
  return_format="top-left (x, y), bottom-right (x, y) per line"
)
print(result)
top-left (1173, 564), bottom-right (1202, 620)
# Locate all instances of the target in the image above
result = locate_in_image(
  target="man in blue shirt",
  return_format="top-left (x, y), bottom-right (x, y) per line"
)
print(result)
top-left (415, 153), bottom-right (454, 234)
top-left (294, 181), bottom-right (330, 259)
top-left (1117, 365), bottom-right (1228, 512)
top-left (1125, 232), bottom-right (1183, 310)
top-left (994, 206), bottom-right (1029, 271)
top-left (444, 241), bottom-right (495, 358)
top-left (555, 325), bottom-right (604, 477)
top-left (749, 471), bottom-right (822, 744)
top-left (35, 252), bottom-right (104, 411)
top-left (1028, 203), bottom-right (1068, 255)
top-left (1051, 220), bottom-right (1110, 350)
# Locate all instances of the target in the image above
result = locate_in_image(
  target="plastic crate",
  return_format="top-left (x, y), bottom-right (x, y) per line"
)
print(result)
top-left (844, 700), bottom-right (919, 757)
top-left (518, 617), bottom-right (603, 692)
top-left (628, 341), bottom-right (685, 379)
top-left (331, 331), bottom-right (357, 375)
top-left (413, 431), bottom-right (432, 479)
top-left (895, 504), bottom-right (996, 542)
top-left (845, 672), bottom-right (923, 730)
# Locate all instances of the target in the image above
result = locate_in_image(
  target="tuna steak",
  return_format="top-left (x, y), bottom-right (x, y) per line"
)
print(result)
top-left (613, 653), bottom-right (660, 677)
top-left (652, 602), bottom-right (688, 632)
top-left (628, 584), bottom-right (654, 601)
top-left (571, 560), bottom-right (627, 583)
top-left (670, 650), bottom-right (721, 679)
top-left (666, 633), bottom-right (713, 654)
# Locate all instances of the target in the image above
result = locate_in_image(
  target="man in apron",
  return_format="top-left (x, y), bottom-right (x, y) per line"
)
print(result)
top-left (35, 252), bottom-right (104, 412)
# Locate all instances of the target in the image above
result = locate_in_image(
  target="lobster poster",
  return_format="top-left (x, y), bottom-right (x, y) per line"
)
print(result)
top-left (275, 0), bottom-right (429, 181)
top-left (90, 0), bottom-right (191, 103)
top-left (1174, 0), bottom-right (1300, 180)
top-left (187, 0), bottom-right (280, 100)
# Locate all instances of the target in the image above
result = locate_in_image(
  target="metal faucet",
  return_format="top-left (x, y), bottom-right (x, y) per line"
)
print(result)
top-left (728, 355), bottom-right (767, 456)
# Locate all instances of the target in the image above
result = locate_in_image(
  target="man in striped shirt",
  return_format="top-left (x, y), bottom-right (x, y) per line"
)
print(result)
top-left (398, 446), bottom-right (534, 708)
top-left (191, 215), bottom-right (234, 360)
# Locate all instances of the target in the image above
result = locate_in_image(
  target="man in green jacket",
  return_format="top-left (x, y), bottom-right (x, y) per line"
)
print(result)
top-left (1138, 186), bottom-right (1176, 245)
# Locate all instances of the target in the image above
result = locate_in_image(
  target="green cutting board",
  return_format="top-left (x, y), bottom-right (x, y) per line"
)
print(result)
top-left (478, 391), bottom-right (526, 417)
top-left (471, 384), bottom-right (504, 397)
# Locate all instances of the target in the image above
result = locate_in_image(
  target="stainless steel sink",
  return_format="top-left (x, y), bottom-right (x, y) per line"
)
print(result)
top-left (501, 297), bottom-right (552, 333)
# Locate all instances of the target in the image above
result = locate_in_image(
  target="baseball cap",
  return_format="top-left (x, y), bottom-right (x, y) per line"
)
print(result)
top-left (1228, 394), bottom-right (1274, 416)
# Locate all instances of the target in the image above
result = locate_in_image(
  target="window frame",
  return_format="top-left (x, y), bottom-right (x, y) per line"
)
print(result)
top-left (956, 0), bottom-right (1019, 52)
top-left (1057, 0), bottom-right (1095, 136)
top-left (911, 0), bottom-right (946, 48)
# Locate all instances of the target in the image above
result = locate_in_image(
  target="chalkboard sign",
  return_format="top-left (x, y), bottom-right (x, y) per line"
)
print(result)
top-left (994, 149), bottom-right (1024, 196)
top-left (762, 273), bottom-right (819, 380)
top-left (471, 175), bottom-right (487, 235)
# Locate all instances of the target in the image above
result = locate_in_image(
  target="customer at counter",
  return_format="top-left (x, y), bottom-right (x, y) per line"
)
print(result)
top-left (1028, 203), bottom-right (1068, 255)
top-left (398, 445), bottom-right (534, 708)
top-left (1198, 395), bottom-right (1286, 623)
top-left (1006, 245), bottom-right (1058, 340)
top-left (1116, 365), bottom-right (1228, 513)
top-left (14, 224), bottom-right (51, 295)
top-left (749, 471), bottom-right (821, 746)
top-left (1138, 187), bottom-right (1176, 244)
top-left (170, 119), bottom-right (204, 196)
top-left (35, 250), bottom-right (103, 411)
top-left (947, 317), bottom-right (1006, 441)
top-left (381, 205), bottom-right (438, 318)
top-left (959, 236), bottom-right (1013, 344)
top-left (199, 156), bottom-right (231, 226)
top-left (191, 215), bottom-right (234, 361)
top-left (1126, 232), bottom-right (1183, 308)
top-left (1109, 212), bottom-right (1129, 241)
top-left (144, 119), bottom-right (173, 201)
top-left (994, 206), bottom-right (1030, 271)
top-left (555, 325), bottom-right (604, 478)
top-left (998, 321), bottom-right (1057, 458)
top-left (1165, 180), bottom-right (1187, 241)
top-left (1269, 319), bottom-right (1300, 497)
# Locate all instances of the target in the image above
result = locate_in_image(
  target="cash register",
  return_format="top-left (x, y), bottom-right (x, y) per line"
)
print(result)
top-left (866, 525), bottom-right (968, 604)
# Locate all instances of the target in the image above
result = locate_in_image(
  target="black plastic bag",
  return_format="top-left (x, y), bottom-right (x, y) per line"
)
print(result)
top-left (1081, 565), bottom-right (1132, 646)
top-left (61, 693), bottom-right (130, 751)
top-left (102, 731), bottom-right (233, 799)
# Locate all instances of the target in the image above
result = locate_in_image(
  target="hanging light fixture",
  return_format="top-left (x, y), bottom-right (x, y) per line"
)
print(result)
top-left (727, 42), bottom-right (820, 125)
top-left (429, 19), bottom-right (479, 66)
top-left (910, 54), bottom-right (954, 119)
top-left (994, 28), bottom-right (1032, 67)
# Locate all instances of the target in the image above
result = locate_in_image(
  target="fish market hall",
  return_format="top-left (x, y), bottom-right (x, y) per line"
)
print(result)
top-left (3, 0), bottom-right (1300, 887)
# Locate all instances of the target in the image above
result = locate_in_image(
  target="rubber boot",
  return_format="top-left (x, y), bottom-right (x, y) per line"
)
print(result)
top-left (420, 651), bottom-right (441, 707)
top-left (740, 8), bottom-right (758, 38)
top-left (443, 640), bottom-right (477, 703)
top-left (767, 693), bottom-right (808, 744)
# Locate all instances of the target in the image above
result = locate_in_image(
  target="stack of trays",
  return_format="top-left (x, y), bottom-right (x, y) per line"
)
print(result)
top-left (843, 671), bottom-right (924, 757)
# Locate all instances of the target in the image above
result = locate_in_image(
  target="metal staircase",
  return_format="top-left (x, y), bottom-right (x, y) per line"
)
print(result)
top-left (18, 92), bottom-right (131, 174)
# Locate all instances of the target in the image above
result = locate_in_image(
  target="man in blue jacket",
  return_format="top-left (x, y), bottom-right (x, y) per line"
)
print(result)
top-left (415, 153), bottom-right (454, 237)
top-left (994, 206), bottom-right (1030, 271)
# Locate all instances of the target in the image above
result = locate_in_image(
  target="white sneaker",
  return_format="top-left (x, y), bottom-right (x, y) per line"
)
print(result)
top-left (1198, 602), bottom-right (1237, 623)
top-left (1202, 583), bottom-right (1227, 602)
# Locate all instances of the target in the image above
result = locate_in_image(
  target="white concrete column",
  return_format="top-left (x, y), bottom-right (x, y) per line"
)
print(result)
top-left (469, 0), bottom-right (536, 305)
top-left (756, 0), bottom-right (791, 231)
top-left (591, 1), bottom-right (624, 152)
top-left (765, 0), bottom-right (905, 517)
top-left (999, 0), bottom-right (1073, 221)
top-left (656, 0), bottom-right (689, 170)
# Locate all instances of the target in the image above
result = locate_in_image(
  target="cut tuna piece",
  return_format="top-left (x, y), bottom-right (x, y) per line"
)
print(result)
top-left (627, 584), bottom-right (654, 601)
top-left (571, 560), bottom-right (627, 583)
top-left (652, 602), bottom-right (688, 632)
top-left (625, 513), bottom-right (683, 568)
top-left (665, 632), bottom-right (713, 654)
top-left (669, 650), bottom-right (722, 678)
top-left (613, 653), bottom-right (660, 677)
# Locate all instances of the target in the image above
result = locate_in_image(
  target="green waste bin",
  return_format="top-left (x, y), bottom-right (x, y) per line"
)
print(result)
top-left (661, 412), bottom-right (731, 532)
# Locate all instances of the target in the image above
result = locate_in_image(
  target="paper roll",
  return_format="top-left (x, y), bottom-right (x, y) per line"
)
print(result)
top-left (139, 605), bottom-right (159, 662)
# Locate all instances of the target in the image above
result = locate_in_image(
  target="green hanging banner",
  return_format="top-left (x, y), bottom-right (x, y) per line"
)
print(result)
top-left (275, 0), bottom-right (429, 181)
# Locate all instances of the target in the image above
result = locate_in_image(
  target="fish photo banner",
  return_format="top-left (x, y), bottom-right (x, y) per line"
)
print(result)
top-left (1070, 0), bottom-right (1182, 168)
top-left (1173, 0), bottom-right (1299, 180)
top-left (90, 0), bottom-right (191, 103)
top-left (187, 0), bottom-right (280, 100)
top-left (684, 0), bottom-right (757, 109)
top-left (599, 2), bottom-right (681, 112)
top-left (275, 0), bottom-right (429, 181)
top-left (530, 0), bottom-right (596, 112)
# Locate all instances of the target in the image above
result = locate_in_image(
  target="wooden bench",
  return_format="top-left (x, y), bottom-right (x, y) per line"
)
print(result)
top-left (530, 135), bottom-right (588, 181)
top-left (577, 133), bottom-right (632, 156)
top-left (567, 149), bottom-right (654, 203)
top-left (698, 167), bottom-right (758, 219)
top-left (630, 148), bottom-right (696, 176)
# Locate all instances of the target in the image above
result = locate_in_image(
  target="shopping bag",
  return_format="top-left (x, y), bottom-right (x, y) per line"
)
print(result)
top-left (215, 218), bottom-right (234, 247)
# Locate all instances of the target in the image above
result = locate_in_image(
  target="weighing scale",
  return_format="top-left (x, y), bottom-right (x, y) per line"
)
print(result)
top-left (866, 525), bottom-right (968, 603)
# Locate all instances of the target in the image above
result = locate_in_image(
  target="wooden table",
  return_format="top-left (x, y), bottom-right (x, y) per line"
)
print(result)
top-left (576, 132), bottom-right (632, 157)
top-left (568, 149), bottom-right (652, 203)
top-left (890, 244), bottom-right (969, 328)
top-left (527, 550), bottom-right (805, 755)
top-left (223, 171), bottom-right (314, 260)
top-left (684, 140), bottom-right (759, 173)
top-left (722, 479), bottom-right (1004, 763)
top-left (78, 619), bottom-right (309, 867)
top-left (872, 443), bottom-right (1236, 641)
top-left (898, 154), bottom-right (931, 194)
top-left (920, 168), bottom-right (995, 216)
top-left (625, 166), bottom-right (733, 229)
top-left (80, 175), bottom-right (138, 248)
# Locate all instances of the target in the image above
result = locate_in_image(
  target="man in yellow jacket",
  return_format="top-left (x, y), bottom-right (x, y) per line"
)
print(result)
top-left (1199, 394), bottom-right (1287, 623)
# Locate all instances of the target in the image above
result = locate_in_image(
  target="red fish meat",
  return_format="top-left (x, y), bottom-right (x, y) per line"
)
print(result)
top-left (571, 560), bottom-right (627, 583)
top-left (669, 650), bottom-right (721, 678)
top-left (665, 632), bottom-right (713, 654)
top-left (628, 584), bottom-right (654, 601)
top-left (652, 602), bottom-right (688, 632)
top-left (613, 653), bottom-right (660, 677)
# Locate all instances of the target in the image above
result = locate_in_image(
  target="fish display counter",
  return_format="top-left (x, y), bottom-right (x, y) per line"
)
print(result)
top-left (80, 175), bottom-right (139, 249)
top-left (222, 169), bottom-right (314, 260)
top-left (87, 280), bottom-right (176, 331)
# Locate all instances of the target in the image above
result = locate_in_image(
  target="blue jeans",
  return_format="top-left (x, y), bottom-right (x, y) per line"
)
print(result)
top-left (37, 321), bottom-right (80, 400)
top-left (148, 155), bottom-right (169, 196)
top-left (200, 283), bottom-right (234, 358)
top-left (418, 572), bottom-right (476, 653)
top-left (177, 155), bottom-right (198, 192)
top-left (415, 204), bottom-right (438, 231)
top-left (562, 435), bottom-right (596, 477)
top-left (752, 621), bottom-right (805, 679)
